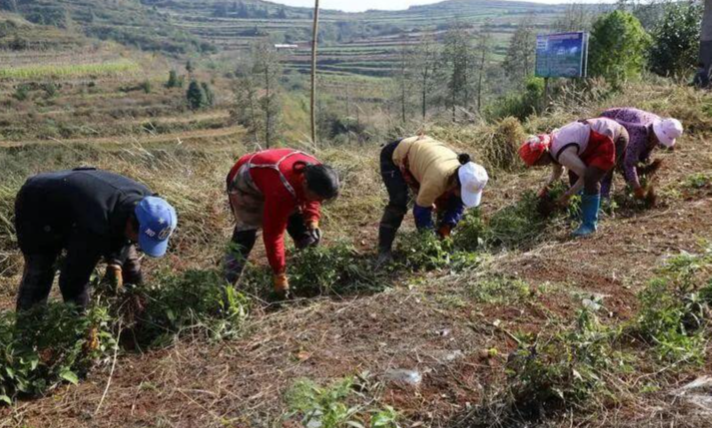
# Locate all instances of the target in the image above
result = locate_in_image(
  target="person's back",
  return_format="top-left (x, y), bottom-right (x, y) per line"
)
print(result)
top-left (17, 168), bottom-right (150, 252)
top-left (600, 107), bottom-right (659, 127)
top-left (15, 168), bottom-right (176, 311)
top-left (235, 149), bottom-right (320, 202)
top-left (393, 136), bottom-right (460, 207)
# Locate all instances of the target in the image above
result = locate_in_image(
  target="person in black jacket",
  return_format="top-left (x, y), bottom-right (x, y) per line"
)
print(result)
top-left (14, 168), bottom-right (178, 311)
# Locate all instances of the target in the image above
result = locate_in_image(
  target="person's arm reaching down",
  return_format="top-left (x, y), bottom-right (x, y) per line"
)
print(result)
top-left (557, 147), bottom-right (587, 199)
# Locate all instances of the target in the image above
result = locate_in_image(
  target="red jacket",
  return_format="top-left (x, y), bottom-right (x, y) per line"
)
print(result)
top-left (228, 149), bottom-right (321, 273)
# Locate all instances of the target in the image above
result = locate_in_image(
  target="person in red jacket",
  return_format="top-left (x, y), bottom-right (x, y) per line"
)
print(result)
top-left (224, 149), bottom-right (340, 297)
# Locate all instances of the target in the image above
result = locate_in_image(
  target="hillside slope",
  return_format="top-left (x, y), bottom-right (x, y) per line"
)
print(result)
top-left (0, 80), bottom-right (709, 427)
top-left (0, 0), bottom-right (210, 54)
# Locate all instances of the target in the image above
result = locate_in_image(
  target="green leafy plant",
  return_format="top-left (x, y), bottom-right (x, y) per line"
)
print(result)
top-left (0, 302), bottom-right (116, 403)
top-left (589, 10), bottom-right (650, 85)
top-left (0, 268), bottom-right (250, 403)
top-left (452, 209), bottom-right (486, 252)
top-left (128, 269), bottom-right (249, 345)
top-left (289, 242), bottom-right (379, 295)
top-left (505, 308), bottom-right (618, 420)
top-left (649, 1), bottom-right (703, 78)
top-left (12, 84), bottom-right (30, 101)
top-left (241, 241), bottom-right (382, 298)
top-left (285, 376), bottom-right (399, 428)
top-left (485, 190), bottom-right (548, 248)
top-left (396, 230), bottom-right (454, 271)
top-left (634, 249), bottom-right (711, 363)
top-left (466, 278), bottom-right (530, 305)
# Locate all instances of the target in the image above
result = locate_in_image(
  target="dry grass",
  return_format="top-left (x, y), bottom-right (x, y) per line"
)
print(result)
top-left (0, 79), bottom-right (709, 427)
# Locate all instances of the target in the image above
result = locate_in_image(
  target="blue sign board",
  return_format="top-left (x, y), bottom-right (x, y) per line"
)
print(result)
top-left (535, 32), bottom-right (589, 78)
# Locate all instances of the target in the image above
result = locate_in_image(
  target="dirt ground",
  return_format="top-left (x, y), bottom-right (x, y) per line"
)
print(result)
top-left (0, 108), bottom-right (711, 428)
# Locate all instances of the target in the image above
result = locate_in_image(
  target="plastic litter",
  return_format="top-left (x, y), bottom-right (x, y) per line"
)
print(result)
top-left (384, 369), bottom-right (422, 386)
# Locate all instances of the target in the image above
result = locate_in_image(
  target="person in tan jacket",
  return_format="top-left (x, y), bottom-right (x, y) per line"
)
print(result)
top-left (377, 135), bottom-right (488, 266)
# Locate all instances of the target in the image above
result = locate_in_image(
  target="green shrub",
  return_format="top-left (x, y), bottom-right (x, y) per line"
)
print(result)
top-left (505, 308), bottom-right (618, 420)
top-left (589, 11), bottom-right (650, 84)
top-left (41, 82), bottom-right (58, 98)
top-left (127, 269), bottom-right (249, 345)
top-left (0, 303), bottom-right (116, 403)
top-left (166, 70), bottom-right (183, 88)
top-left (285, 376), bottom-right (399, 428)
top-left (634, 249), bottom-right (711, 363)
top-left (649, 1), bottom-right (702, 78)
top-left (12, 84), bottom-right (30, 101)
top-left (186, 80), bottom-right (206, 110)
top-left (140, 80), bottom-right (152, 94)
top-left (485, 77), bottom-right (544, 121)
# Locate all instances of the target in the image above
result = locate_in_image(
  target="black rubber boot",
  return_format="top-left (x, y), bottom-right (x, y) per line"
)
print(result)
top-left (377, 206), bottom-right (405, 267)
top-left (224, 228), bottom-right (257, 285)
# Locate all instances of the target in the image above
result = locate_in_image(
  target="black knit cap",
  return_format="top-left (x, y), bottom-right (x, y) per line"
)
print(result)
top-left (304, 164), bottom-right (340, 200)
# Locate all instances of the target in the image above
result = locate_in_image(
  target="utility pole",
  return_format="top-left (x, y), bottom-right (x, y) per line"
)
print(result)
top-left (310, 0), bottom-right (320, 144)
top-left (700, 0), bottom-right (711, 84)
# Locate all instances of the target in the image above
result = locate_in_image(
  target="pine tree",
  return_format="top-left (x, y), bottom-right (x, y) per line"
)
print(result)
top-left (474, 21), bottom-right (493, 113)
top-left (502, 17), bottom-right (536, 87)
top-left (411, 33), bottom-right (440, 120)
top-left (186, 80), bottom-right (206, 110)
top-left (442, 21), bottom-right (474, 121)
top-left (201, 82), bottom-right (215, 106)
top-left (166, 70), bottom-right (179, 88)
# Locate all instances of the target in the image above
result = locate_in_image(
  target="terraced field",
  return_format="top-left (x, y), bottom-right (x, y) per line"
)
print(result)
top-left (158, 0), bottom-right (563, 78)
top-left (0, 13), bottom-right (239, 146)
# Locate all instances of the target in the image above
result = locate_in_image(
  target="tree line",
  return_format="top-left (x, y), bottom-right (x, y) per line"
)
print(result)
top-left (227, 0), bottom-right (704, 146)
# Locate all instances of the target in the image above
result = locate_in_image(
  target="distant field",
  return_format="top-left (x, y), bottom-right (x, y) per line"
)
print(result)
top-left (151, 0), bottom-right (562, 80)
top-left (0, 59), bottom-right (140, 79)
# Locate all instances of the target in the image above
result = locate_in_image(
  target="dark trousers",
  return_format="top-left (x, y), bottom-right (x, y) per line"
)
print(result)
top-left (378, 140), bottom-right (409, 253)
top-left (223, 213), bottom-right (314, 285)
top-left (16, 245), bottom-right (143, 312)
top-left (577, 135), bottom-right (627, 199)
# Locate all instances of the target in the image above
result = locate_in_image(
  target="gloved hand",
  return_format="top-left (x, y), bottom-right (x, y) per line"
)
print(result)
top-left (273, 272), bottom-right (290, 298)
top-left (556, 193), bottom-right (571, 208)
top-left (634, 186), bottom-right (647, 200)
top-left (306, 220), bottom-right (322, 246)
top-left (105, 264), bottom-right (123, 291)
top-left (437, 224), bottom-right (452, 239)
top-left (537, 186), bottom-right (550, 199)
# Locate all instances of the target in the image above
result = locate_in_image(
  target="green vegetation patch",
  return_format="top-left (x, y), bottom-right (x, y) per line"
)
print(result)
top-left (285, 375), bottom-right (399, 428)
top-left (0, 59), bottom-right (140, 80)
top-left (465, 246), bottom-right (711, 425)
top-left (0, 268), bottom-right (249, 403)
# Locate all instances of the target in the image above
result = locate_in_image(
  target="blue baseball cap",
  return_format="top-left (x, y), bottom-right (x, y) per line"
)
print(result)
top-left (135, 196), bottom-right (177, 258)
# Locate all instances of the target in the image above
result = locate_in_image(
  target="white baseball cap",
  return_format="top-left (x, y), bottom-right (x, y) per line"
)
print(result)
top-left (458, 162), bottom-right (488, 208)
top-left (653, 118), bottom-right (683, 148)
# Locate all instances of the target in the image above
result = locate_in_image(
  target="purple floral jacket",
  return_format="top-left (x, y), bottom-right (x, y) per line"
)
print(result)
top-left (599, 107), bottom-right (660, 190)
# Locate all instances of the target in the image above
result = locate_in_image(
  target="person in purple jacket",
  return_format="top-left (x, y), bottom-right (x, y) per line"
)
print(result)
top-left (598, 108), bottom-right (683, 200)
